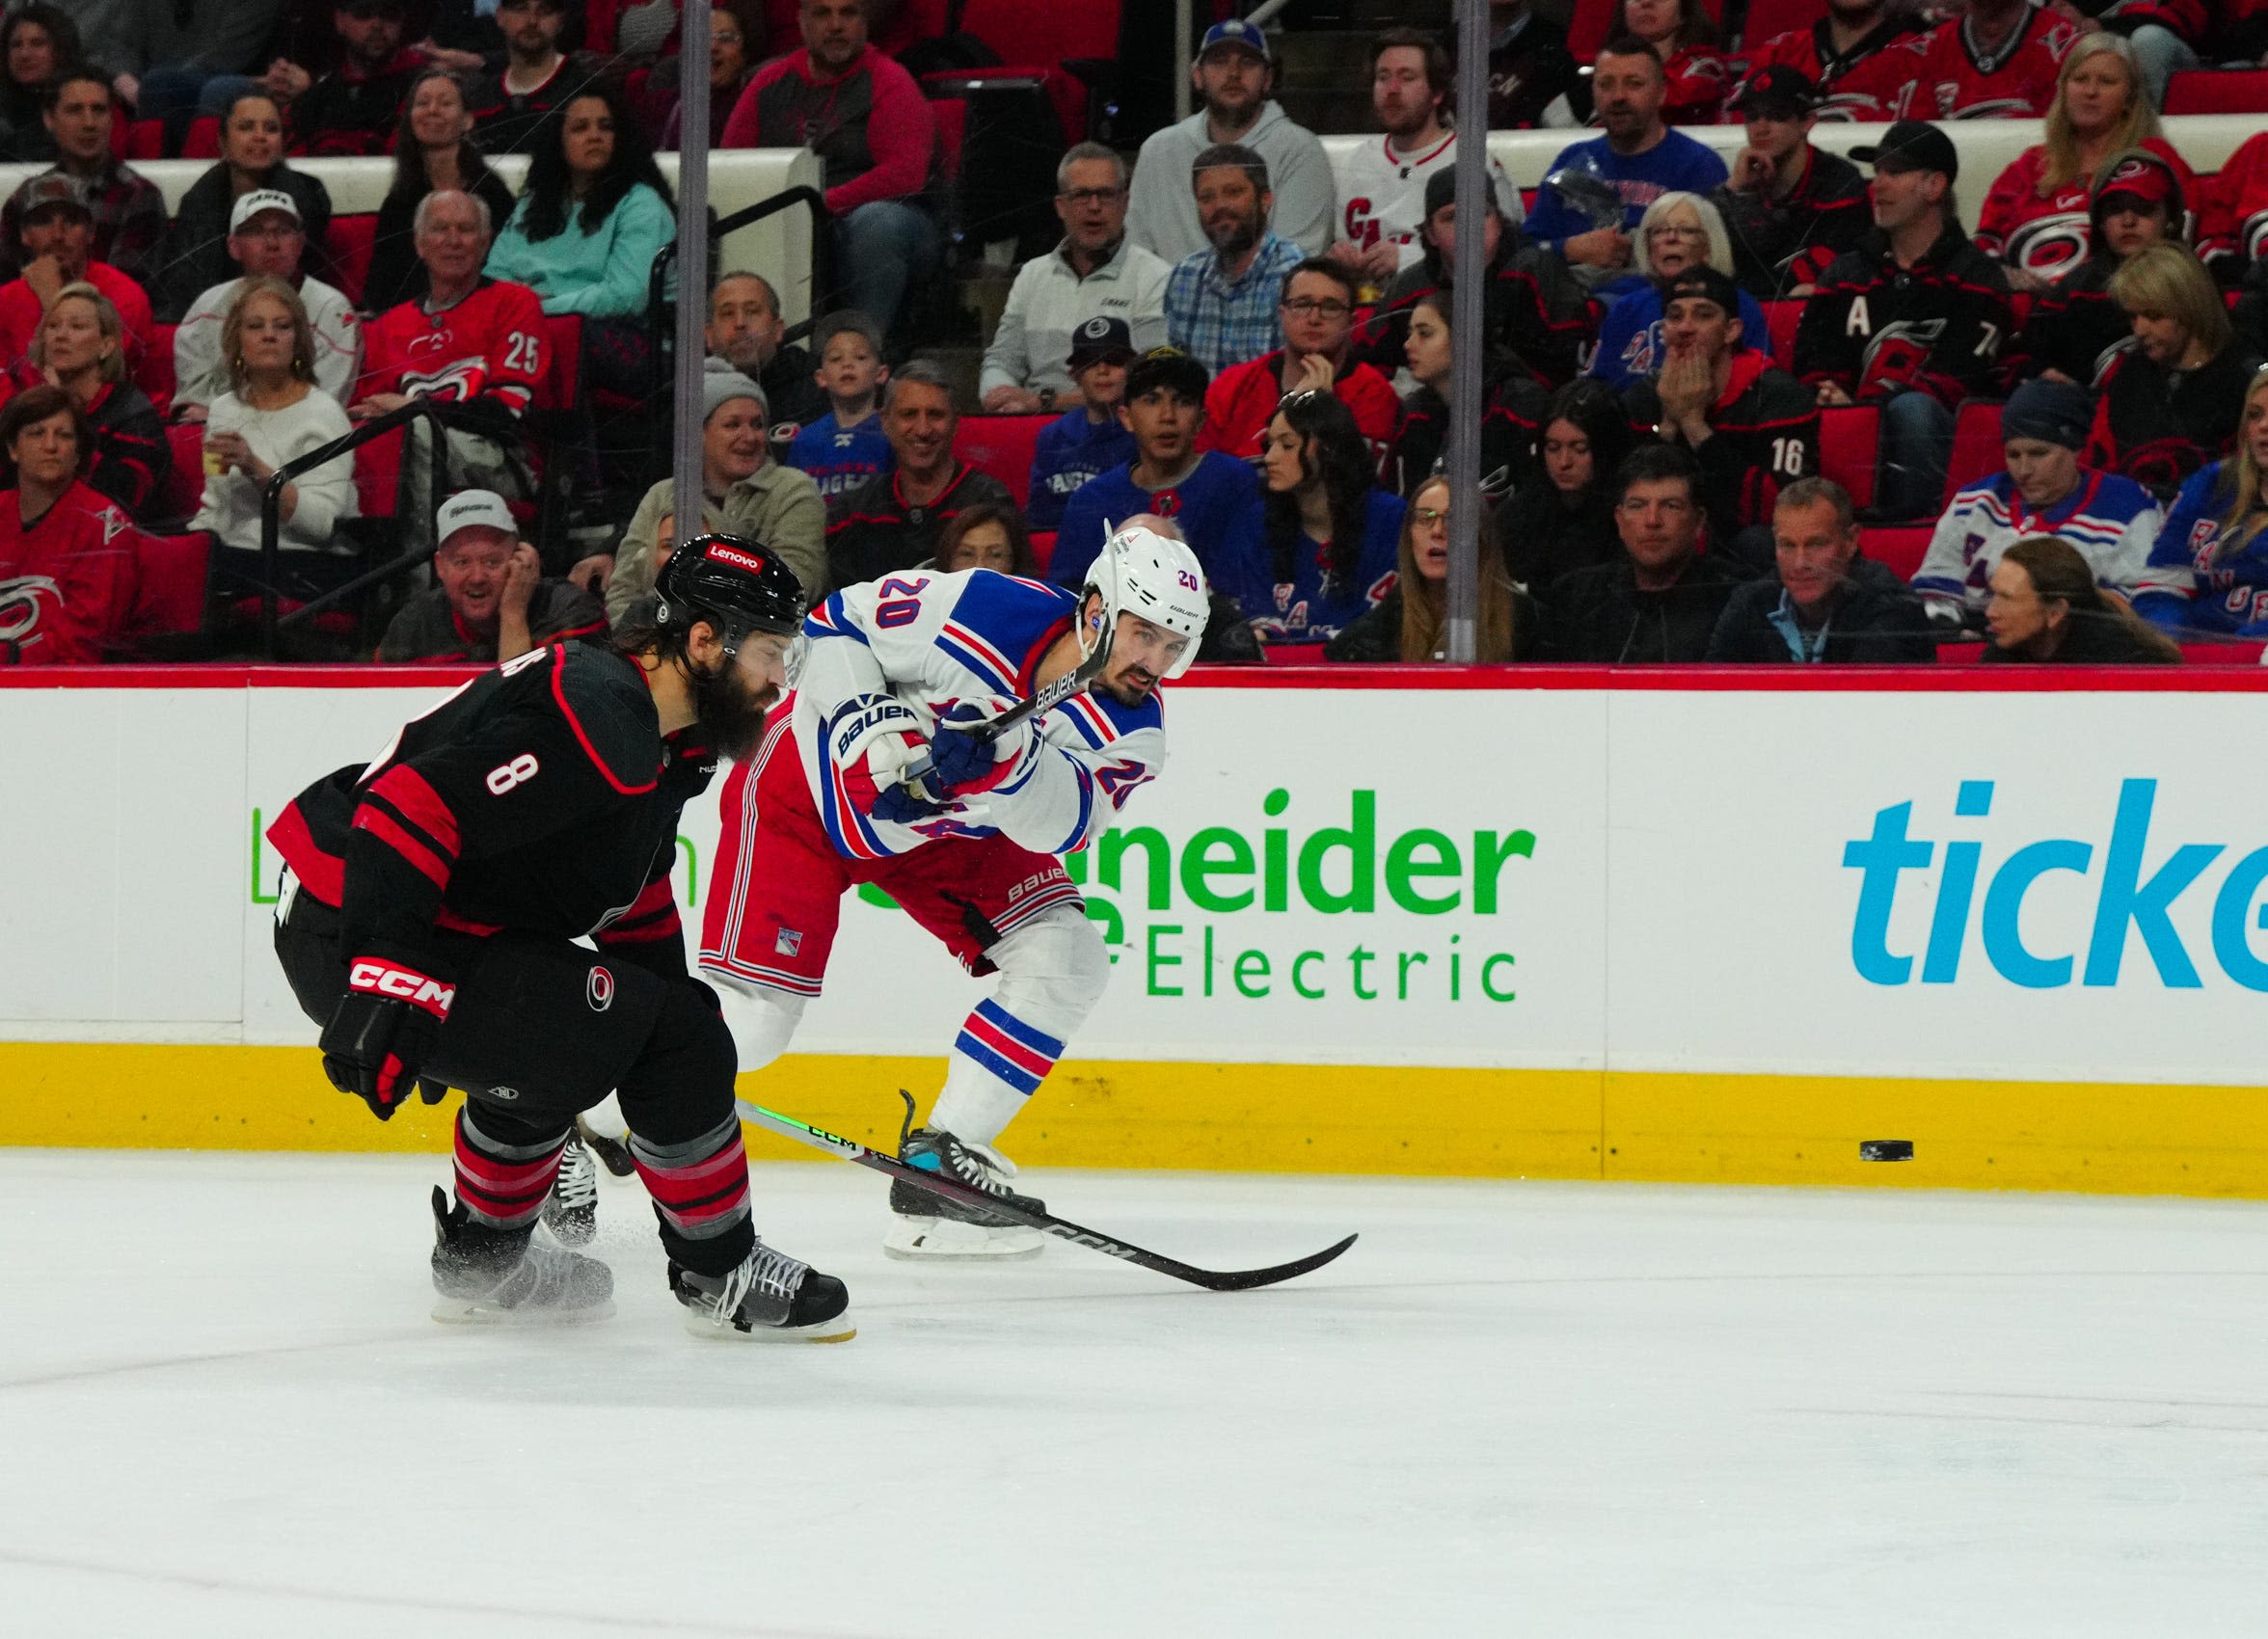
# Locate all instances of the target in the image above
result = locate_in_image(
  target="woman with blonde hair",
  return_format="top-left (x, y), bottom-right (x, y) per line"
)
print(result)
top-left (24, 281), bottom-right (165, 517)
top-left (2131, 366), bottom-right (2268, 638)
top-left (193, 276), bottom-right (359, 600)
top-left (2089, 243), bottom-right (2259, 499)
top-left (1589, 192), bottom-right (1767, 390)
top-left (1984, 534), bottom-right (2179, 662)
top-left (1977, 34), bottom-right (2192, 291)
top-left (1325, 473), bottom-right (1537, 662)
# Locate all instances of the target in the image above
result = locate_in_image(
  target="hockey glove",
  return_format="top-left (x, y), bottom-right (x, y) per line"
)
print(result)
top-left (829, 694), bottom-right (942, 824)
top-left (927, 701), bottom-right (1034, 799)
top-left (319, 955), bottom-right (455, 1120)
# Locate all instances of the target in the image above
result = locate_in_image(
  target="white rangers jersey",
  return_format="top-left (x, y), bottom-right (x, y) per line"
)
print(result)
top-left (1332, 129), bottom-right (1520, 272)
top-left (794, 569), bottom-right (1167, 862)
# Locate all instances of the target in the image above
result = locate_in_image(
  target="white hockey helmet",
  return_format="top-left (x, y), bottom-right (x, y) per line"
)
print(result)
top-left (1083, 522), bottom-right (1209, 679)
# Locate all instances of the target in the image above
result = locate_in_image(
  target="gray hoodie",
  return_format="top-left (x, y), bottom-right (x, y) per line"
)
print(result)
top-left (1125, 100), bottom-right (1336, 267)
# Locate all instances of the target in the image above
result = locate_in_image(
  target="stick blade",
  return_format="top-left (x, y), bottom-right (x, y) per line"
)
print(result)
top-left (1189, 1232), bottom-right (1360, 1293)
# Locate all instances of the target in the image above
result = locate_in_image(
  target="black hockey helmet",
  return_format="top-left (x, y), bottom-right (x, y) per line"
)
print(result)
top-left (653, 532), bottom-right (806, 658)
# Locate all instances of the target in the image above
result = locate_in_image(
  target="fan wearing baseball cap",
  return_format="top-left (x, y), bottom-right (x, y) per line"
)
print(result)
top-left (0, 172), bottom-right (160, 407)
top-left (378, 489), bottom-right (608, 662)
top-left (1711, 67), bottom-right (1870, 301)
top-left (173, 190), bottom-right (362, 420)
top-left (1026, 316), bottom-right (1139, 530)
top-left (1794, 121), bottom-right (2014, 520)
top-left (2008, 148), bottom-right (2188, 389)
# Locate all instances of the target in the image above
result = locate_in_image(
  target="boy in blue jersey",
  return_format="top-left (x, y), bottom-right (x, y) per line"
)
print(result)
top-left (1026, 316), bottom-right (1139, 530)
top-left (786, 310), bottom-right (894, 519)
top-left (1053, 345), bottom-right (1261, 587)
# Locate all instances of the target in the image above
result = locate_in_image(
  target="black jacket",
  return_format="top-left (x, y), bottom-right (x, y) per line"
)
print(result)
top-left (1357, 237), bottom-right (1590, 388)
top-left (151, 163), bottom-right (336, 323)
top-left (826, 464), bottom-right (1016, 588)
top-left (1545, 551), bottom-right (1750, 662)
top-left (1623, 351), bottom-right (1820, 541)
top-left (1795, 223), bottom-right (2013, 408)
top-left (1500, 483), bottom-right (1620, 601)
top-left (364, 165), bottom-right (520, 315)
top-left (1488, 10), bottom-right (1580, 128)
top-left (1713, 145), bottom-right (1872, 301)
top-left (1382, 382), bottom-right (1544, 498)
top-left (1982, 610), bottom-right (2179, 664)
top-left (1704, 571), bottom-right (1937, 661)
top-left (2010, 255), bottom-right (2130, 388)
top-left (2083, 340), bottom-right (2261, 502)
top-left (1323, 582), bottom-right (1545, 661)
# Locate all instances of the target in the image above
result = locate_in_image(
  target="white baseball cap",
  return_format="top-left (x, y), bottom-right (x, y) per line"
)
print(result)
top-left (230, 189), bottom-right (302, 234)
top-left (436, 489), bottom-right (517, 549)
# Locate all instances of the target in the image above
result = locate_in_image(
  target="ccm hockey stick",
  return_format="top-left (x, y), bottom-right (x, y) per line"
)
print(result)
top-left (742, 1095), bottom-right (1357, 1293)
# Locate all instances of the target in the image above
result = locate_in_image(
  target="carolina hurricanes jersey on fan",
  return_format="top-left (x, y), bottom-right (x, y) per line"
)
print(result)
top-left (0, 479), bottom-right (136, 664)
top-left (794, 568), bottom-right (1166, 863)
top-left (2200, 130), bottom-right (2268, 272)
top-left (1884, 9), bottom-right (2075, 121)
top-left (1732, 18), bottom-right (1919, 121)
top-left (1976, 140), bottom-right (2193, 279)
top-left (358, 278), bottom-right (546, 414)
top-left (1333, 131), bottom-right (1519, 272)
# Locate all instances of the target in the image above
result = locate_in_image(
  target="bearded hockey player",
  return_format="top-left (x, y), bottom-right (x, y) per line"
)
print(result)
top-left (265, 535), bottom-right (855, 1342)
top-left (700, 522), bottom-right (1208, 1258)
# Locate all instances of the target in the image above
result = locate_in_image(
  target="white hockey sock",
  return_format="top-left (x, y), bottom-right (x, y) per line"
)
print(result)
top-left (580, 1091), bottom-right (630, 1142)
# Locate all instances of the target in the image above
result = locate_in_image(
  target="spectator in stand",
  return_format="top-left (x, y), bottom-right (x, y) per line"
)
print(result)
top-left (787, 309), bottom-right (891, 518)
top-left (1330, 29), bottom-right (1519, 285)
top-left (0, 71), bottom-right (166, 289)
top-left (2058, 0), bottom-right (2203, 111)
top-left (933, 499), bottom-right (1040, 577)
top-left (722, 0), bottom-right (938, 352)
top-left (288, 0), bottom-right (428, 158)
top-left (484, 82), bottom-right (675, 400)
top-left (1914, 376), bottom-right (2157, 626)
top-left (1975, 35), bottom-right (2186, 293)
top-left (1053, 346), bottom-right (1257, 588)
top-left (470, 0), bottom-right (612, 155)
top-left (1502, 378), bottom-right (1634, 600)
top-left (1356, 167), bottom-right (1587, 390)
top-left (2202, 129), bottom-right (2268, 283)
top-left (363, 67), bottom-right (520, 316)
top-left (707, 271), bottom-right (826, 457)
top-left (152, 90), bottom-right (334, 325)
top-left (1611, 0), bottom-right (1730, 125)
top-left (1202, 260), bottom-right (1399, 463)
top-left (1796, 121), bottom-right (2012, 522)
top-left (1126, 19), bottom-right (1334, 264)
top-left (1027, 317), bottom-right (1138, 532)
top-left (193, 277), bottom-right (358, 600)
top-left (378, 487), bottom-right (607, 661)
top-left (20, 283), bottom-right (162, 517)
top-left (1589, 193), bottom-right (1768, 391)
top-left (1880, 0), bottom-right (2076, 121)
top-left (1984, 533), bottom-right (2178, 662)
top-left (1325, 471), bottom-right (1538, 662)
top-left (1163, 143), bottom-right (1309, 379)
top-left (663, 7), bottom-right (766, 152)
top-left (1712, 67), bottom-right (1871, 301)
top-left (826, 362), bottom-right (1013, 587)
top-left (1220, 389), bottom-right (1403, 646)
top-left (2011, 148), bottom-right (2184, 387)
top-left (2086, 244), bottom-right (2260, 499)
top-left (1486, 0), bottom-right (1580, 129)
top-left (1524, 38), bottom-right (1729, 290)
top-left (1545, 442), bottom-right (1745, 662)
top-left (1729, 0), bottom-right (1919, 122)
top-left (1624, 265), bottom-right (1817, 566)
top-left (1705, 475), bottom-right (1935, 661)
top-left (0, 5), bottom-right (77, 164)
top-left (0, 385), bottom-right (136, 664)
top-left (0, 174), bottom-right (157, 403)
top-left (596, 370), bottom-right (826, 620)
top-left (1385, 291), bottom-right (1544, 500)
top-left (99, 0), bottom-right (282, 152)
top-left (353, 190), bottom-right (545, 507)
top-left (979, 145), bottom-right (1169, 415)
top-left (2133, 370), bottom-right (2268, 637)
top-left (174, 191), bottom-right (359, 420)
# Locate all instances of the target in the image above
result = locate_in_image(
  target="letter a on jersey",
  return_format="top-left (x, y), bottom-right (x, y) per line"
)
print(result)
top-left (1846, 296), bottom-right (1871, 336)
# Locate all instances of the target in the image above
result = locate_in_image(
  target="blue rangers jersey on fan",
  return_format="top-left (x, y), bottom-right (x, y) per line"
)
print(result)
top-left (787, 411), bottom-right (892, 517)
top-left (2131, 461), bottom-right (2268, 636)
top-left (1026, 409), bottom-right (1135, 530)
top-left (1912, 468), bottom-right (2158, 621)
top-left (795, 568), bottom-right (1167, 862)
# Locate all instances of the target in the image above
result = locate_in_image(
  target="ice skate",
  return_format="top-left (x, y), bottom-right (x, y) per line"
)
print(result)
top-left (672, 1242), bottom-right (854, 1342)
top-left (576, 1115), bottom-right (636, 1177)
top-left (429, 1187), bottom-right (614, 1324)
top-left (886, 1126), bottom-right (1047, 1260)
top-left (539, 1132), bottom-right (599, 1247)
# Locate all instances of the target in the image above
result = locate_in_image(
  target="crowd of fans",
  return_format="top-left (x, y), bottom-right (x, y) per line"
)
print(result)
top-left (10, 0), bottom-right (2268, 671)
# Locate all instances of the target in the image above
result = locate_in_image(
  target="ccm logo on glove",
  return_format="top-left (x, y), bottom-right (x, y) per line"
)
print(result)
top-left (346, 960), bottom-right (455, 1018)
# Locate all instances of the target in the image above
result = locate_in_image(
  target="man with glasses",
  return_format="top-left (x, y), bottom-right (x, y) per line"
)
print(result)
top-left (1545, 442), bottom-right (1746, 661)
top-left (1200, 259), bottom-right (1399, 462)
top-left (1163, 143), bottom-right (1309, 377)
top-left (175, 191), bottom-right (361, 418)
top-left (980, 143), bottom-right (1170, 416)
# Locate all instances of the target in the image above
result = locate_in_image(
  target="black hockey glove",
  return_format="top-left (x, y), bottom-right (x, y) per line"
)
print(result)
top-left (319, 955), bottom-right (455, 1120)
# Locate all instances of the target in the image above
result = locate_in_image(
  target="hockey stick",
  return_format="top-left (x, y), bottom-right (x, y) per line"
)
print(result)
top-left (741, 1099), bottom-right (1357, 1293)
top-left (899, 614), bottom-right (1114, 800)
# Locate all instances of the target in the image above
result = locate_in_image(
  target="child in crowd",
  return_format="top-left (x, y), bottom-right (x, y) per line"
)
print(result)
top-left (786, 309), bottom-right (893, 518)
top-left (1025, 316), bottom-right (1138, 530)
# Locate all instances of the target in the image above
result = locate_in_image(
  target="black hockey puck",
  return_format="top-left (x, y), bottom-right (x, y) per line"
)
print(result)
top-left (1859, 1140), bottom-right (1914, 1162)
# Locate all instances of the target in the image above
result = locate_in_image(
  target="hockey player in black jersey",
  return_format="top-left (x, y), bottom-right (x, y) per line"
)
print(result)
top-left (265, 535), bottom-right (853, 1342)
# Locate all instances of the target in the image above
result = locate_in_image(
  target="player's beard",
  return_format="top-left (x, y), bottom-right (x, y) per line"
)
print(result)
top-left (688, 653), bottom-right (777, 762)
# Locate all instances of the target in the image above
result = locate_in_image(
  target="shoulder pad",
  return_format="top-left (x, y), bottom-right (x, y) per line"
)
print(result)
top-left (542, 644), bottom-right (663, 794)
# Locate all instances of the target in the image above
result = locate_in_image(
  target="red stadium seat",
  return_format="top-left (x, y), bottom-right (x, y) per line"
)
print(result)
top-left (953, 414), bottom-right (1050, 508)
top-left (1264, 642), bottom-right (1329, 664)
top-left (1942, 399), bottom-right (2007, 506)
top-left (930, 94), bottom-right (965, 183)
top-left (325, 215), bottom-right (377, 308)
top-left (934, 0), bottom-right (1120, 141)
top-left (537, 314), bottom-right (583, 412)
top-left (143, 321), bottom-right (177, 419)
top-left (1029, 528), bottom-right (1055, 574)
top-left (125, 530), bottom-right (210, 640)
top-left (1819, 405), bottom-right (1878, 510)
top-left (1763, 300), bottom-right (1800, 369)
top-left (1859, 524), bottom-right (1931, 583)
top-left (2164, 69), bottom-right (2268, 116)
top-left (1571, 0), bottom-right (1722, 66)
top-left (161, 421), bottom-right (205, 521)
top-left (1939, 641), bottom-right (1986, 663)
top-left (123, 118), bottom-right (161, 160)
top-left (1736, 0), bottom-right (1825, 50)
top-left (2177, 641), bottom-right (2265, 663)
top-left (182, 116), bottom-right (221, 159)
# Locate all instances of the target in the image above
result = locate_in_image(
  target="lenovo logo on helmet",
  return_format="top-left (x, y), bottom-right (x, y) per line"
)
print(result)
top-left (347, 959), bottom-right (456, 1018)
top-left (707, 544), bottom-right (768, 575)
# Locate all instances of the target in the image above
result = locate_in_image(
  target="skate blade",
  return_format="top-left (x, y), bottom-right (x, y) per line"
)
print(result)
top-left (882, 1217), bottom-right (1046, 1261)
top-left (431, 1295), bottom-right (617, 1326)
top-left (681, 1308), bottom-right (858, 1344)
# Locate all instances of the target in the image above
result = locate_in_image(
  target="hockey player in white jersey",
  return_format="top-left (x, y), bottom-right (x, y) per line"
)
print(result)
top-left (698, 522), bottom-right (1207, 1257)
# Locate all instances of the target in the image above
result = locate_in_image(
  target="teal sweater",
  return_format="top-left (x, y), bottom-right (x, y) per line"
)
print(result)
top-left (484, 182), bottom-right (675, 322)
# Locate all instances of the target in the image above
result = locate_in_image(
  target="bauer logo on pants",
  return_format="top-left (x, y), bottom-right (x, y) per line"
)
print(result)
top-left (586, 966), bottom-right (614, 1011)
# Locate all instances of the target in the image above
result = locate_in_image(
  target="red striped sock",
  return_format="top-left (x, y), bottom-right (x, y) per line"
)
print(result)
top-left (453, 1113), bottom-right (568, 1230)
top-left (631, 1121), bottom-right (751, 1242)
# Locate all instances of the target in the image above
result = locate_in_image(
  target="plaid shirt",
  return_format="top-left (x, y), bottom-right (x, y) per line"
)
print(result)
top-left (0, 161), bottom-right (169, 287)
top-left (1164, 230), bottom-right (1306, 379)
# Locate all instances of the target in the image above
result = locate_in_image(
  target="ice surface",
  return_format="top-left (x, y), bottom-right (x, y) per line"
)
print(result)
top-left (2, 1150), bottom-right (2265, 1637)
